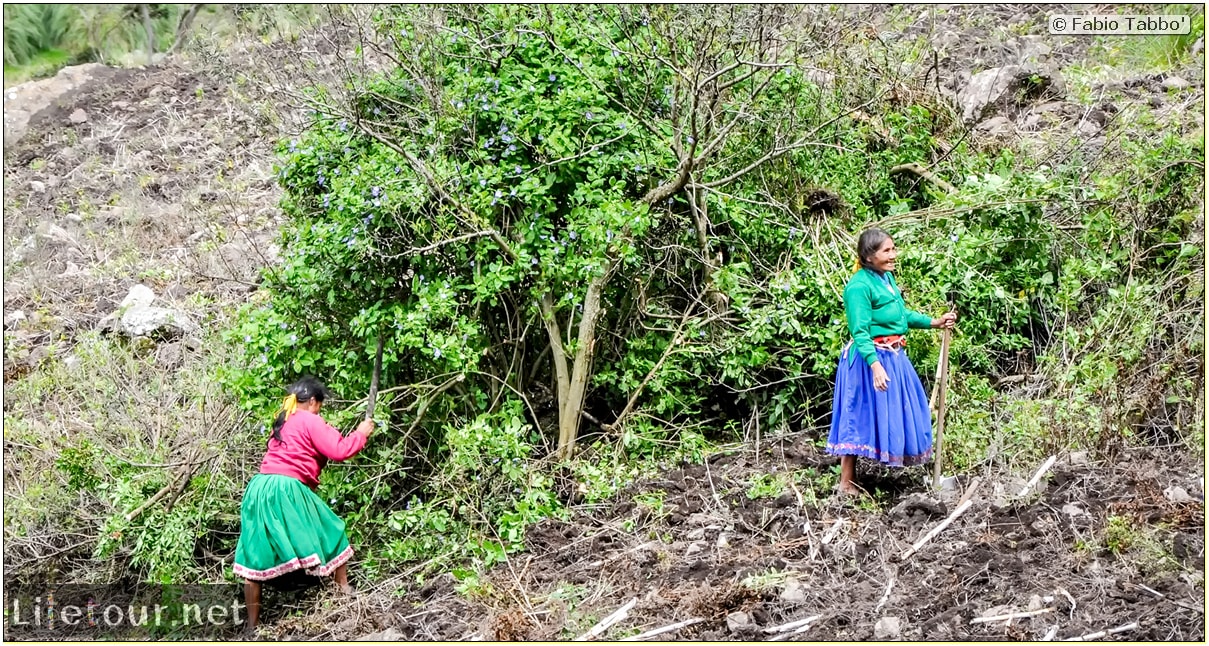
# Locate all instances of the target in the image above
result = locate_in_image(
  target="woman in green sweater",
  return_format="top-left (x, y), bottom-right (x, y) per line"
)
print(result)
top-left (827, 227), bottom-right (956, 495)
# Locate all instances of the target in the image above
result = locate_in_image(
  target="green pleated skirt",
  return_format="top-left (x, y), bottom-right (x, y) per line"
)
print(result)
top-left (233, 474), bottom-right (353, 581)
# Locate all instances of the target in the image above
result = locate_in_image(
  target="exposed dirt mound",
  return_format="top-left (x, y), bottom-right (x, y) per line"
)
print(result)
top-left (256, 440), bottom-right (1203, 641)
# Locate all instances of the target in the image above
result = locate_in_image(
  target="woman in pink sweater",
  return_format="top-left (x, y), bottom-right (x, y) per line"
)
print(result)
top-left (233, 376), bottom-right (374, 629)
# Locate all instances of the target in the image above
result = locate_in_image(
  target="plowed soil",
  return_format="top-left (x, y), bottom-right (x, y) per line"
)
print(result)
top-left (259, 439), bottom-right (1204, 642)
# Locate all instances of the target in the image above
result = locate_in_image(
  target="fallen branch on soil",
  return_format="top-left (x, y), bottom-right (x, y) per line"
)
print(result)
top-left (970, 608), bottom-right (1053, 624)
top-left (821, 518), bottom-right (845, 545)
top-left (767, 618), bottom-right (823, 641)
top-left (1060, 621), bottom-right (1139, 641)
top-left (958, 476), bottom-right (983, 507)
top-left (873, 577), bottom-right (896, 615)
top-left (620, 617), bottom-right (703, 641)
top-left (764, 614), bottom-right (822, 634)
top-left (1130, 583), bottom-right (1204, 613)
top-left (1041, 625), bottom-right (1060, 641)
top-left (1016, 456), bottom-right (1057, 498)
top-left (576, 597), bottom-right (637, 641)
top-left (899, 482), bottom-right (979, 561)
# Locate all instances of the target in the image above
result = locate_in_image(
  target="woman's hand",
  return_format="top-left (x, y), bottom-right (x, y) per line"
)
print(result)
top-left (932, 312), bottom-right (957, 329)
top-left (871, 361), bottom-right (890, 391)
top-left (355, 418), bottom-right (375, 438)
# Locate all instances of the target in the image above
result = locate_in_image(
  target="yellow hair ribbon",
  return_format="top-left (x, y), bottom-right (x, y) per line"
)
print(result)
top-left (279, 393), bottom-right (298, 422)
top-left (853, 256), bottom-right (863, 273)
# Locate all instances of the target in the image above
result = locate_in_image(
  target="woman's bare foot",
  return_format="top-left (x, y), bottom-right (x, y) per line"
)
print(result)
top-left (837, 482), bottom-right (863, 496)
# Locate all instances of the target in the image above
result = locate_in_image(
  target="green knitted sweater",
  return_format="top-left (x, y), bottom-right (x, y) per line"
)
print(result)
top-left (843, 268), bottom-right (933, 366)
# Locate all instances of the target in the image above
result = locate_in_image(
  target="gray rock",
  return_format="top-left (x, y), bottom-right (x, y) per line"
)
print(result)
top-left (355, 627), bottom-right (402, 641)
top-left (976, 116), bottom-right (1014, 136)
top-left (4, 309), bottom-right (26, 329)
top-left (686, 527), bottom-right (705, 541)
top-left (68, 108), bottom-right (88, 124)
top-left (120, 284), bottom-right (157, 311)
top-left (119, 306), bottom-right (199, 338)
top-left (30, 180), bottom-right (47, 193)
top-left (716, 533), bottom-right (730, 549)
top-left (958, 65), bottom-right (1063, 124)
top-left (1069, 451), bottom-right (1090, 466)
top-left (685, 541), bottom-right (705, 557)
top-left (1164, 486), bottom-right (1194, 503)
top-left (1076, 120), bottom-right (1102, 137)
top-left (65, 212), bottom-right (83, 223)
top-left (11, 235), bottom-right (37, 263)
top-left (1013, 36), bottom-right (1052, 65)
top-left (780, 579), bottom-right (808, 604)
top-left (1162, 76), bottom-right (1191, 91)
top-left (36, 221), bottom-right (73, 245)
top-left (726, 611), bottom-right (752, 633)
top-left (874, 616), bottom-right (902, 640)
top-left (1062, 503), bottom-right (1088, 518)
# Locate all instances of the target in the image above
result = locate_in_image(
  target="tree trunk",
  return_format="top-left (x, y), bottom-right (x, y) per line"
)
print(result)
top-left (555, 271), bottom-right (608, 459)
top-left (140, 4), bottom-right (156, 65)
top-left (168, 4), bottom-right (204, 55)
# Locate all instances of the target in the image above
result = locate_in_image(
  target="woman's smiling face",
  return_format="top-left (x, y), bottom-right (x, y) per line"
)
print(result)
top-left (869, 236), bottom-right (898, 273)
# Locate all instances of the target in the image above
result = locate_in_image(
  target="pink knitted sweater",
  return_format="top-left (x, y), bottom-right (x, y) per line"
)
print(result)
top-left (259, 410), bottom-right (367, 489)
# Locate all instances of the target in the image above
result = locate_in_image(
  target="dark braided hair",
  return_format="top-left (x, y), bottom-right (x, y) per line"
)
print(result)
top-left (269, 376), bottom-right (329, 445)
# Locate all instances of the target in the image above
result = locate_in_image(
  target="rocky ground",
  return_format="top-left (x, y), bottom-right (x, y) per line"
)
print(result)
top-left (3, 4), bottom-right (1204, 642)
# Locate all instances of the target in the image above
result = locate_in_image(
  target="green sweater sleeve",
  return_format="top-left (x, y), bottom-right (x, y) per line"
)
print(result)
top-left (844, 279), bottom-right (879, 366)
top-left (905, 308), bottom-right (933, 329)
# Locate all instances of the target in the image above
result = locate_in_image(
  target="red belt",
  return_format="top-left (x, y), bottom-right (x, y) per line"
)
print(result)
top-left (873, 335), bottom-right (906, 349)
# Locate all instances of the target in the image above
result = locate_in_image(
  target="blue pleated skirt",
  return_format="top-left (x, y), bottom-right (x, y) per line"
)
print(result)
top-left (826, 343), bottom-right (933, 467)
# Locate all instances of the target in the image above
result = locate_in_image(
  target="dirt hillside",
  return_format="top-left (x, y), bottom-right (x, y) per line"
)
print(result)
top-left (2, 5), bottom-right (1203, 642)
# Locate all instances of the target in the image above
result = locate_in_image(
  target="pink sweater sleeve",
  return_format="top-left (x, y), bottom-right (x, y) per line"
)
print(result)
top-left (306, 415), bottom-right (368, 462)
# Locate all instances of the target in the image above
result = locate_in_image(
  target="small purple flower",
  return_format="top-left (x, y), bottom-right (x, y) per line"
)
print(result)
top-left (456, 101), bottom-right (465, 109)
top-left (548, 73), bottom-right (557, 82)
top-left (433, 347), bottom-right (442, 359)
top-left (509, 187), bottom-right (517, 196)
top-left (317, 175), bottom-right (325, 186)
top-left (373, 107), bottom-right (381, 116)
top-left (394, 166), bottom-right (402, 173)
top-left (513, 165), bottom-right (522, 175)
top-left (494, 189), bottom-right (503, 199)
top-left (569, 231), bottom-right (577, 240)
top-left (479, 178), bottom-right (487, 187)
top-left (323, 194), bottom-right (331, 207)
top-left (585, 111), bottom-right (594, 120)
top-left (507, 144), bottom-right (516, 153)
top-left (338, 120), bottom-right (348, 131)
top-left (289, 139), bottom-right (298, 152)
top-left (373, 198), bottom-right (381, 207)
top-left (500, 124), bottom-right (509, 134)
top-left (371, 186), bottom-right (381, 197)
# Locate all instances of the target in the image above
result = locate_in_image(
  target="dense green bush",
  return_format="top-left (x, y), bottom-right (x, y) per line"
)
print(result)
top-left (219, 4), bottom-right (1203, 580)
